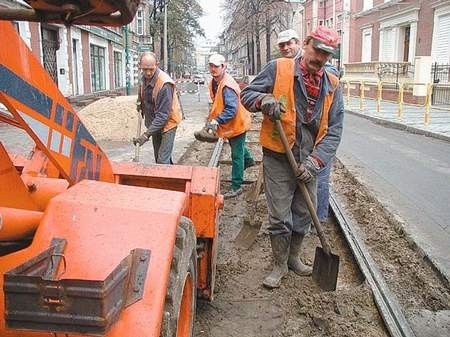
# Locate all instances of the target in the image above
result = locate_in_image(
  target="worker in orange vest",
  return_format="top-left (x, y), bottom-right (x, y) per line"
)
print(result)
top-left (207, 54), bottom-right (254, 199)
top-left (276, 29), bottom-right (340, 230)
top-left (241, 27), bottom-right (344, 288)
top-left (133, 52), bottom-right (182, 164)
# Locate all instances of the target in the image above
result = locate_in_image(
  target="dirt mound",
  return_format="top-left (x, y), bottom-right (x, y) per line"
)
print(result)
top-left (78, 95), bottom-right (140, 142)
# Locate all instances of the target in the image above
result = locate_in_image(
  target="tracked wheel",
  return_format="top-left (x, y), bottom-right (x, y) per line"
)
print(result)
top-left (160, 217), bottom-right (197, 337)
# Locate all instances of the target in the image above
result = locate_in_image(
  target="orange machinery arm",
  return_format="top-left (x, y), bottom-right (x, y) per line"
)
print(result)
top-left (0, 21), bottom-right (114, 185)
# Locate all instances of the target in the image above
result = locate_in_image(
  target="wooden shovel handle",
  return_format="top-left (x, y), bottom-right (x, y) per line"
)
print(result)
top-left (133, 111), bottom-right (142, 162)
top-left (274, 120), bottom-right (332, 255)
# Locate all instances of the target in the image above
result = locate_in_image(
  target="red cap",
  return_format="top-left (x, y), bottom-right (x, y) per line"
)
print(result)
top-left (308, 26), bottom-right (339, 54)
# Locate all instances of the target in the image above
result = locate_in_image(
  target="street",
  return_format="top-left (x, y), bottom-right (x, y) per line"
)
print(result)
top-left (338, 112), bottom-right (450, 281)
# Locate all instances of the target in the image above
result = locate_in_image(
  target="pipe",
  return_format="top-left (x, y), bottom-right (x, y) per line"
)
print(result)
top-left (0, 207), bottom-right (43, 241)
top-left (21, 176), bottom-right (69, 211)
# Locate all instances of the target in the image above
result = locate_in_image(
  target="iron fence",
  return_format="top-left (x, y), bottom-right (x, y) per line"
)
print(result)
top-left (431, 63), bottom-right (450, 106)
top-left (376, 62), bottom-right (413, 88)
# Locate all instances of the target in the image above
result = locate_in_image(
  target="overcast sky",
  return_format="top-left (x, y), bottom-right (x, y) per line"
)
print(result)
top-left (197, 0), bottom-right (224, 42)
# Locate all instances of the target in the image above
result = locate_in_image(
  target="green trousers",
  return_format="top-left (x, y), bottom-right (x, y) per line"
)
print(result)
top-left (228, 132), bottom-right (254, 191)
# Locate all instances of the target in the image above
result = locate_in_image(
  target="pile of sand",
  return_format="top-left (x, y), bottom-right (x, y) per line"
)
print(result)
top-left (78, 95), bottom-right (141, 142)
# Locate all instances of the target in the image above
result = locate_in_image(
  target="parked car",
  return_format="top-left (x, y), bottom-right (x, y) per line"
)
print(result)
top-left (193, 74), bottom-right (205, 85)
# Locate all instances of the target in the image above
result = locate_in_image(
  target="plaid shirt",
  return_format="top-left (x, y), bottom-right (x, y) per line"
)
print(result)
top-left (300, 58), bottom-right (324, 122)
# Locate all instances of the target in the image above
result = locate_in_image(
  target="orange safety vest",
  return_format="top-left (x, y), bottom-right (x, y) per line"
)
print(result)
top-left (260, 58), bottom-right (339, 153)
top-left (140, 70), bottom-right (182, 133)
top-left (209, 74), bottom-right (251, 139)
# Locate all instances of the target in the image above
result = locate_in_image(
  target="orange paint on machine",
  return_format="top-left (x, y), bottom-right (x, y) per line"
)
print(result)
top-left (0, 4), bottom-right (223, 336)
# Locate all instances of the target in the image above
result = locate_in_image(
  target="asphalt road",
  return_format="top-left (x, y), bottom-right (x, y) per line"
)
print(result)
top-left (337, 112), bottom-right (450, 281)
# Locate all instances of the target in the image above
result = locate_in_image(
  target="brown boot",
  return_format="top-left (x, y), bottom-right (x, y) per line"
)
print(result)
top-left (263, 234), bottom-right (290, 289)
top-left (288, 232), bottom-right (312, 276)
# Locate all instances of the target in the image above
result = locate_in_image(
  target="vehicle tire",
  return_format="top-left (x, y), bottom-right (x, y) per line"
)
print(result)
top-left (160, 216), bottom-right (197, 337)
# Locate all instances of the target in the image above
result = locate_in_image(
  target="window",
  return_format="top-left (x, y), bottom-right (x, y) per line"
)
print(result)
top-left (363, 0), bottom-right (373, 11)
top-left (90, 44), bottom-right (106, 92)
top-left (114, 51), bottom-right (122, 88)
top-left (137, 9), bottom-right (144, 35)
top-left (431, 13), bottom-right (450, 64)
top-left (380, 28), bottom-right (394, 61)
top-left (361, 28), bottom-right (372, 62)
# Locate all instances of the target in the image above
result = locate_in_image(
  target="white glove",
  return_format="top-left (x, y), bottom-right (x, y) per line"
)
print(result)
top-left (207, 119), bottom-right (219, 132)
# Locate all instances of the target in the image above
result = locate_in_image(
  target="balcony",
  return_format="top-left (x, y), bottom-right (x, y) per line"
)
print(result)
top-left (343, 61), bottom-right (413, 83)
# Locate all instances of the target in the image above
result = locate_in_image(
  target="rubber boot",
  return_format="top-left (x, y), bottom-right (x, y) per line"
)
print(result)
top-left (288, 232), bottom-right (312, 276)
top-left (263, 234), bottom-right (290, 289)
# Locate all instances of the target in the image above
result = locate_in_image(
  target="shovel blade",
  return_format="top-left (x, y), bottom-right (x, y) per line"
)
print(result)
top-left (234, 218), bottom-right (261, 250)
top-left (312, 246), bottom-right (340, 291)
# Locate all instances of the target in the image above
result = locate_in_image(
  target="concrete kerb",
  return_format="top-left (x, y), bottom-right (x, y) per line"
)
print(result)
top-left (345, 109), bottom-right (450, 143)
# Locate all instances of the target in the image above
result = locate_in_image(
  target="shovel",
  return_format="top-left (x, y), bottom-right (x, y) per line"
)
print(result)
top-left (234, 163), bottom-right (264, 249)
top-left (275, 119), bottom-right (339, 291)
top-left (133, 110), bottom-right (143, 162)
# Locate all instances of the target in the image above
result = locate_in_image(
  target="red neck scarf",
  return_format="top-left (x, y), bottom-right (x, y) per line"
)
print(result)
top-left (300, 58), bottom-right (324, 121)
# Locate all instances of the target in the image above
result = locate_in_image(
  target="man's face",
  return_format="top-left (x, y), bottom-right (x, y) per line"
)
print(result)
top-left (140, 55), bottom-right (158, 79)
top-left (208, 63), bottom-right (226, 79)
top-left (302, 38), bottom-right (332, 74)
top-left (278, 38), bottom-right (300, 58)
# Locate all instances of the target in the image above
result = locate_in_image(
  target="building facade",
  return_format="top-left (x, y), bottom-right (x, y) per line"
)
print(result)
top-left (1, 0), bottom-right (154, 98)
top-left (347, 0), bottom-right (450, 65)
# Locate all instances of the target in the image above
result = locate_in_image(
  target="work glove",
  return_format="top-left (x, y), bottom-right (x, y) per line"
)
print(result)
top-left (206, 119), bottom-right (219, 133)
top-left (133, 131), bottom-right (151, 146)
top-left (260, 94), bottom-right (285, 120)
top-left (296, 156), bottom-right (320, 183)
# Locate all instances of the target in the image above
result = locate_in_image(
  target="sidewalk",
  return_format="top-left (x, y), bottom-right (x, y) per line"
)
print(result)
top-left (345, 97), bottom-right (450, 143)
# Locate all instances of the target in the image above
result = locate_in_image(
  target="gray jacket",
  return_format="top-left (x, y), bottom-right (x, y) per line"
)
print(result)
top-left (240, 58), bottom-right (344, 167)
top-left (140, 69), bottom-right (174, 135)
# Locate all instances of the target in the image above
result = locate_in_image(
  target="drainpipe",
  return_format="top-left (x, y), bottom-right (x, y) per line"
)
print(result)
top-left (124, 25), bottom-right (130, 95)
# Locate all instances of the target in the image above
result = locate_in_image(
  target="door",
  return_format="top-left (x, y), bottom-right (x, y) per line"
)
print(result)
top-left (403, 26), bottom-right (410, 62)
top-left (41, 26), bottom-right (59, 85)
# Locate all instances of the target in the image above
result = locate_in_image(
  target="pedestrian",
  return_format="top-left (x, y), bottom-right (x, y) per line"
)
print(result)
top-left (207, 54), bottom-right (254, 199)
top-left (241, 26), bottom-right (344, 288)
top-left (277, 29), bottom-right (302, 59)
top-left (132, 52), bottom-right (182, 164)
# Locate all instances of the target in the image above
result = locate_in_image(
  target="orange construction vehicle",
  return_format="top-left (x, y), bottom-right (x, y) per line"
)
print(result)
top-left (0, 2), bottom-right (222, 336)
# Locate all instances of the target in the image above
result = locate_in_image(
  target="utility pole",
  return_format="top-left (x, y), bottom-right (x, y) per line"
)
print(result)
top-left (163, 2), bottom-right (168, 72)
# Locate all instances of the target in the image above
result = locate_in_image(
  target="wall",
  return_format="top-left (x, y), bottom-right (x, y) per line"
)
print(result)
top-left (55, 25), bottom-right (70, 96)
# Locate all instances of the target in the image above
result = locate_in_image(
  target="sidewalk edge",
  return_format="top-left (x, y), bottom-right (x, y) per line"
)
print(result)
top-left (345, 109), bottom-right (450, 143)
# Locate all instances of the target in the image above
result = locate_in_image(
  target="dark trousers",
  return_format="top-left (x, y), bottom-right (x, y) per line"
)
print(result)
top-left (263, 154), bottom-right (317, 236)
top-left (317, 158), bottom-right (332, 221)
top-left (152, 127), bottom-right (177, 164)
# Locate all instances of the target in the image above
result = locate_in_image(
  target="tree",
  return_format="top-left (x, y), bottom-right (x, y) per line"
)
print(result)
top-left (149, 0), bottom-right (205, 75)
top-left (222, 0), bottom-right (290, 74)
